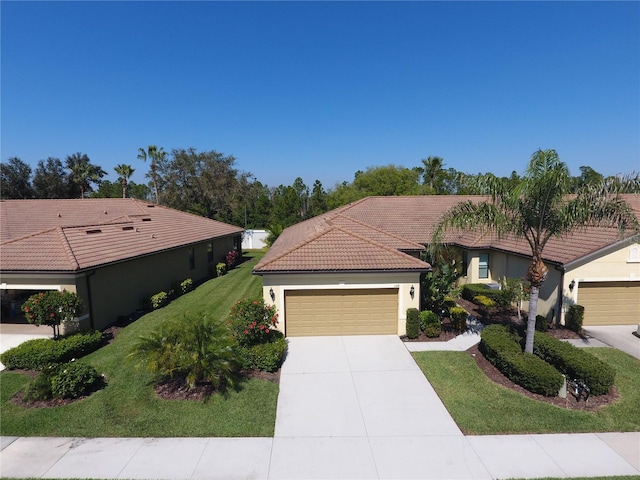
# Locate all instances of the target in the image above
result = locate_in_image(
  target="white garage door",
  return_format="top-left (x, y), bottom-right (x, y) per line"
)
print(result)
top-left (284, 288), bottom-right (398, 336)
top-left (578, 281), bottom-right (639, 326)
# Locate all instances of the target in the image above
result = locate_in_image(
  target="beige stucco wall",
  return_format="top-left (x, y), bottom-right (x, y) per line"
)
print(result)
top-left (460, 249), bottom-right (561, 323)
top-left (261, 272), bottom-right (422, 336)
top-left (562, 241), bottom-right (640, 323)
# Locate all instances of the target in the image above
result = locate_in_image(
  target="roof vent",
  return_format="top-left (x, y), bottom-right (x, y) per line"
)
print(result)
top-left (86, 229), bottom-right (102, 234)
top-left (147, 204), bottom-right (155, 208)
top-left (57, 213), bottom-right (62, 218)
top-left (142, 218), bottom-right (151, 222)
top-left (104, 211), bottom-right (108, 214)
top-left (122, 226), bottom-right (134, 231)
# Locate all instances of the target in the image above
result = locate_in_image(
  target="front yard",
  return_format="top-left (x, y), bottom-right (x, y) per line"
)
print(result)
top-left (0, 251), bottom-right (279, 437)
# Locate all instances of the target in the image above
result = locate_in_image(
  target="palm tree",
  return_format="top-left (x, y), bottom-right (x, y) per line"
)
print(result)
top-left (422, 156), bottom-right (444, 192)
top-left (432, 149), bottom-right (639, 353)
top-left (66, 152), bottom-right (106, 199)
top-left (137, 145), bottom-right (166, 203)
top-left (114, 164), bottom-right (135, 198)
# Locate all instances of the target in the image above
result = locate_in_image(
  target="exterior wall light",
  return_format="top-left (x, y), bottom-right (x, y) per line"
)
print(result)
top-left (569, 280), bottom-right (576, 292)
top-left (410, 285), bottom-right (415, 299)
top-left (269, 288), bottom-right (275, 301)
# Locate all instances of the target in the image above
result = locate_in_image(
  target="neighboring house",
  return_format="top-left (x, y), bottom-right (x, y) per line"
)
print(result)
top-left (254, 195), bottom-right (640, 336)
top-left (242, 229), bottom-right (269, 250)
top-left (1, 199), bottom-right (244, 330)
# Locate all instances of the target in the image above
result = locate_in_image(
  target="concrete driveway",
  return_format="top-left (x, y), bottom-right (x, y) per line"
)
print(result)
top-left (582, 325), bottom-right (640, 360)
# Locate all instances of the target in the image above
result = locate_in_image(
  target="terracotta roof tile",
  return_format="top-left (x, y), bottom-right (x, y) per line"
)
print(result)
top-left (254, 194), bottom-right (640, 273)
top-left (1, 199), bottom-right (244, 272)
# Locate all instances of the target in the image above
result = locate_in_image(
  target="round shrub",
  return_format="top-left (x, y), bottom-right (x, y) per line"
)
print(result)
top-left (420, 310), bottom-right (441, 338)
top-left (566, 305), bottom-right (584, 333)
top-left (229, 298), bottom-right (279, 346)
top-left (51, 362), bottom-right (101, 399)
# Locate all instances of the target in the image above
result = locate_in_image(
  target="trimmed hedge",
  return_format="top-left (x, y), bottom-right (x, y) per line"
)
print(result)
top-left (420, 310), bottom-right (441, 338)
top-left (406, 308), bottom-right (420, 339)
top-left (473, 295), bottom-right (496, 309)
top-left (533, 333), bottom-right (615, 395)
top-left (449, 306), bottom-right (468, 333)
top-left (566, 304), bottom-right (584, 333)
top-left (462, 284), bottom-right (507, 307)
top-left (0, 330), bottom-right (104, 370)
top-left (480, 325), bottom-right (563, 396)
top-left (237, 335), bottom-right (286, 372)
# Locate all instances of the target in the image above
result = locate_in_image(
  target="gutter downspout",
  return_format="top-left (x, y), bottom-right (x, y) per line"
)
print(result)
top-left (85, 270), bottom-right (96, 330)
top-left (554, 265), bottom-right (565, 328)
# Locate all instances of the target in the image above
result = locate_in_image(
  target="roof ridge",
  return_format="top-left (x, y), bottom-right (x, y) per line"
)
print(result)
top-left (330, 214), bottom-right (425, 250)
top-left (0, 226), bottom-right (60, 245)
top-left (56, 227), bottom-right (80, 270)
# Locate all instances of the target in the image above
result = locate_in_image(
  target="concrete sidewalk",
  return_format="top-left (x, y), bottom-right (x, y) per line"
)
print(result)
top-left (1, 335), bottom-right (639, 479)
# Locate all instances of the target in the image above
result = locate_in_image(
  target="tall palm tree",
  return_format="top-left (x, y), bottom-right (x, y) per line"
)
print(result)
top-left (422, 156), bottom-right (444, 191)
top-left (137, 145), bottom-right (166, 203)
top-left (66, 152), bottom-right (106, 199)
top-left (114, 164), bottom-right (135, 198)
top-left (432, 149), bottom-right (639, 353)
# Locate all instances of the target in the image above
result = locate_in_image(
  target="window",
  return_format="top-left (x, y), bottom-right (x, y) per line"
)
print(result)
top-left (629, 246), bottom-right (640, 263)
top-left (207, 242), bottom-right (214, 262)
top-left (189, 247), bottom-right (195, 270)
top-left (478, 253), bottom-right (489, 279)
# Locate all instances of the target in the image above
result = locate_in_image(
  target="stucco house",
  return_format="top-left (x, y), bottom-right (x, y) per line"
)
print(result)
top-left (254, 195), bottom-right (640, 336)
top-left (0, 199), bottom-right (244, 330)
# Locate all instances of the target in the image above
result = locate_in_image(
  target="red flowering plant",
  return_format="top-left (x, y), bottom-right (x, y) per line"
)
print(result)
top-left (228, 298), bottom-right (279, 346)
top-left (225, 249), bottom-right (240, 270)
top-left (21, 290), bottom-right (84, 338)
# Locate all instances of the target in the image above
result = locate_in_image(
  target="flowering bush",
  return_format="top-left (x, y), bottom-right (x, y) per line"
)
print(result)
top-left (21, 290), bottom-right (83, 338)
top-left (226, 249), bottom-right (240, 269)
top-left (228, 298), bottom-right (279, 346)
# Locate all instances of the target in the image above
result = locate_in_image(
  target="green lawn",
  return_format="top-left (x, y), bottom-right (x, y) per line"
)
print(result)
top-left (0, 251), bottom-right (279, 437)
top-left (413, 348), bottom-right (640, 435)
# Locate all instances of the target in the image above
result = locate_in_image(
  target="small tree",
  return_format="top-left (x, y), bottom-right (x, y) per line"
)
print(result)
top-left (21, 290), bottom-right (83, 338)
top-left (228, 298), bottom-right (279, 346)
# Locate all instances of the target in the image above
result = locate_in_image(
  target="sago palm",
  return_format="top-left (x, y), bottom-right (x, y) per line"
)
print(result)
top-left (432, 149), bottom-right (639, 353)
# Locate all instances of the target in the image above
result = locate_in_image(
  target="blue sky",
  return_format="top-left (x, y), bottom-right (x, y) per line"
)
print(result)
top-left (2, 1), bottom-right (639, 189)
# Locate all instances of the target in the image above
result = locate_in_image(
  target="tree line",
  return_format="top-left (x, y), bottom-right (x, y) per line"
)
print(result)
top-left (2, 149), bottom-right (637, 234)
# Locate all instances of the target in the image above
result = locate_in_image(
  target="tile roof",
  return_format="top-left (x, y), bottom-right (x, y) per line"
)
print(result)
top-left (1, 199), bottom-right (244, 272)
top-left (254, 194), bottom-right (640, 273)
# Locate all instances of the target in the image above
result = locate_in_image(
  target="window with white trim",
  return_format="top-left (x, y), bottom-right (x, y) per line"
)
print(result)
top-left (478, 253), bottom-right (489, 279)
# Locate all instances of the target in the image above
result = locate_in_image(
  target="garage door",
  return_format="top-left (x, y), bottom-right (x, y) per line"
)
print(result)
top-left (285, 288), bottom-right (398, 336)
top-left (578, 281), bottom-right (640, 326)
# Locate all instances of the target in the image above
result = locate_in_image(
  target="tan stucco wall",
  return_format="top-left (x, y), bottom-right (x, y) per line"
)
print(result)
top-left (261, 272), bottom-right (421, 336)
top-left (562, 241), bottom-right (640, 323)
top-left (460, 249), bottom-right (561, 323)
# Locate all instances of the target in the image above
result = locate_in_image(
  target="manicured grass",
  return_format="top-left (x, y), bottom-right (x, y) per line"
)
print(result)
top-left (413, 348), bottom-right (640, 435)
top-left (0, 251), bottom-right (279, 437)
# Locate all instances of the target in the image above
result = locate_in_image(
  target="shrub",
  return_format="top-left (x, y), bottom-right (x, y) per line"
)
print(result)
top-left (226, 250), bottom-right (240, 269)
top-left (237, 335), bottom-right (287, 372)
top-left (420, 310), bottom-right (441, 338)
top-left (473, 295), bottom-right (496, 309)
top-left (128, 314), bottom-right (238, 391)
top-left (150, 292), bottom-right (169, 310)
top-left (51, 362), bottom-right (102, 399)
top-left (228, 298), bottom-right (279, 346)
top-left (449, 306), bottom-right (468, 333)
top-left (480, 325), bottom-right (563, 396)
top-left (535, 314), bottom-right (549, 332)
top-left (180, 278), bottom-right (194, 295)
top-left (533, 333), bottom-right (615, 395)
top-left (566, 305), bottom-right (584, 333)
top-left (461, 284), bottom-right (507, 308)
top-left (406, 308), bottom-right (420, 339)
top-left (21, 290), bottom-right (84, 338)
top-left (216, 263), bottom-right (227, 277)
top-left (22, 364), bottom-right (58, 402)
top-left (0, 330), bottom-right (103, 370)
top-left (443, 296), bottom-right (457, 311)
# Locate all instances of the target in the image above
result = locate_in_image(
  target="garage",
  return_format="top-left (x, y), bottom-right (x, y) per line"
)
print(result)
top-left (284, 288), bottom-right (398, 336)
top-left (578, 281), bottom-right (640, 326)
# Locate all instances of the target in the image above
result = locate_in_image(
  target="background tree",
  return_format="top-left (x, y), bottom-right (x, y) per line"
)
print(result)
top-left (137, 145), bottom-right (166, 204)
top-left (309, 180), bottom-right (328, 217)
top-left (114, 164), bottom-right (135, 198)
top-left (421, 156), bottom-right (445, 192)
top-left (432, 149), bottom-right (639, 353)
top-left (65, 152), bottom-right (106, 199)
top-left (1, 157), bottom-right (33, 199)
top-left (33, 158), bottom-right (69, 199)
